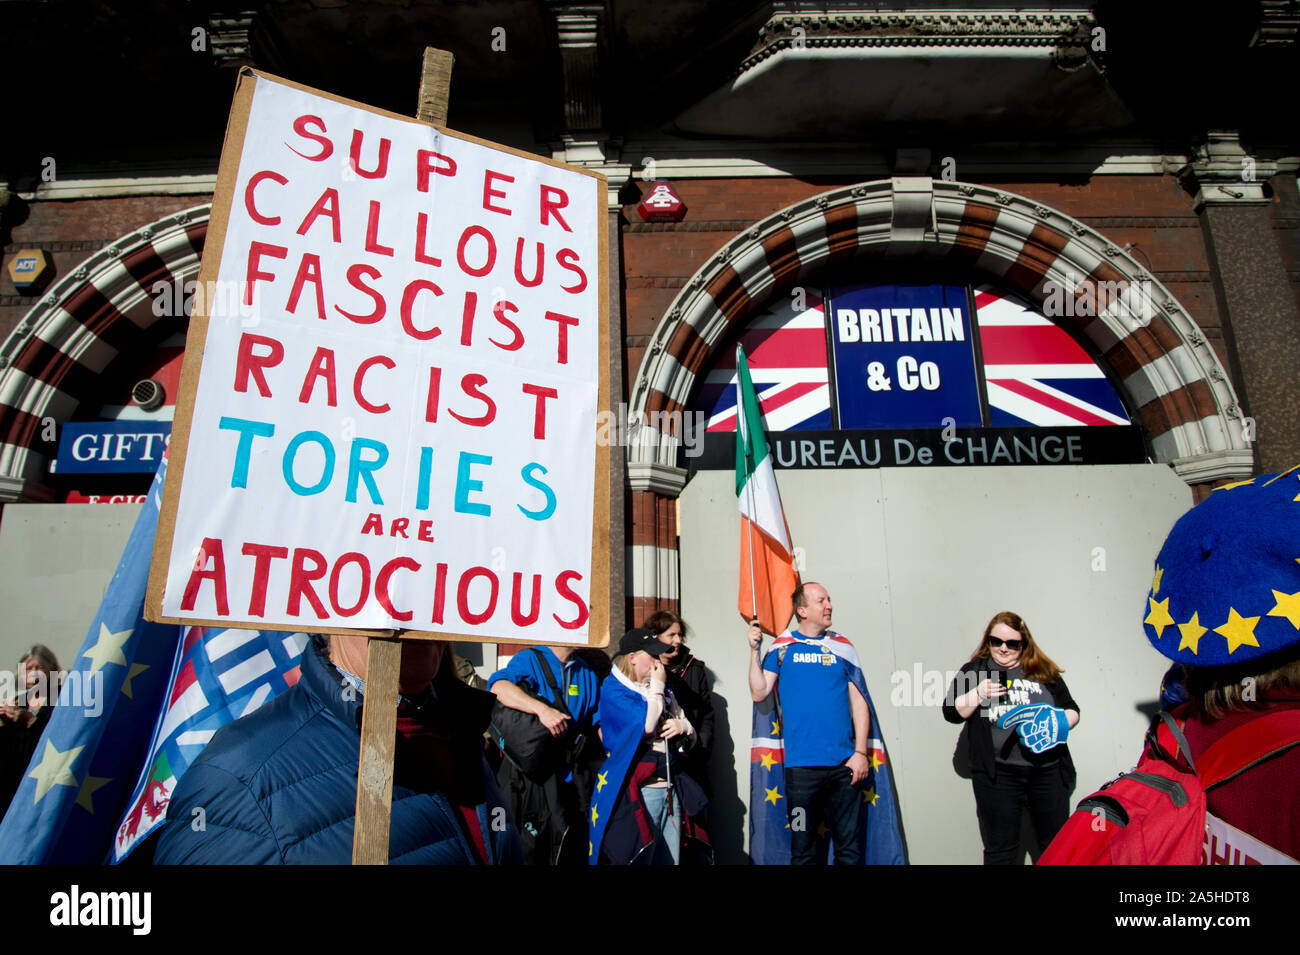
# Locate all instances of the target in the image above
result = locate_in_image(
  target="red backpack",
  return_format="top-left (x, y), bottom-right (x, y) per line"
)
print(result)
top-left (1038, 710), bottom-right (1300, 865)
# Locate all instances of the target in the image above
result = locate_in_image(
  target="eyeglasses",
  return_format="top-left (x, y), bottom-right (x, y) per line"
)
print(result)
top-left (987, 636), bottom-right (1023, 650)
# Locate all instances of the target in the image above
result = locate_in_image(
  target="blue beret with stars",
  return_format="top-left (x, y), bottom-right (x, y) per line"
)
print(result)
top-left (1143, 468), bottom-right (1300, 667)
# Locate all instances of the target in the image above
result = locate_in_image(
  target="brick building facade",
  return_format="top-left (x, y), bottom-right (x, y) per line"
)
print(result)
top-left (2, 0), bottom-right (1298, 636)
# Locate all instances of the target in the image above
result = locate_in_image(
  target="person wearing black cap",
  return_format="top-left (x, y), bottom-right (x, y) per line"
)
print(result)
top-left (1136, 468), bottom-right (1300, 862)
top-left (586, 628), bottom-right (710, 864)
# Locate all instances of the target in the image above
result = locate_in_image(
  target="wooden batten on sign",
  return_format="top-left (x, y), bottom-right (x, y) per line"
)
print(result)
top-left (352, 48), bottom-right (453, 868)
top-left (349, 46), bottom-right (462, 870)
top-left (417, 48), bottom-right (454, 127)
top-left (142, 46), bottom-right (612, 864)
top-left (353, 631), bottom-right (402, 865)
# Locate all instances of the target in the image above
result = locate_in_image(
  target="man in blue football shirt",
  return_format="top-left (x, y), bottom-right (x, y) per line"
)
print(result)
top-left (748, 582), bottom-right (871, 864)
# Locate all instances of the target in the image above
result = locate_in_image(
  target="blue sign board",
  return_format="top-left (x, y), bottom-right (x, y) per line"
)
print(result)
top-left (828, 283), bottom-right (983, 429)
top-left (55, 421), bottom-right (171, 474)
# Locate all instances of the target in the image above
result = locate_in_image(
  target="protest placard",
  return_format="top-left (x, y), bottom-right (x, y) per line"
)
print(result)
top-left (146, 69), bottom-right (609, 646)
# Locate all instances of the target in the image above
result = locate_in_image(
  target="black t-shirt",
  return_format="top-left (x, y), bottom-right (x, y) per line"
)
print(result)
top-left (984, 665), bottom-right (1056, 767)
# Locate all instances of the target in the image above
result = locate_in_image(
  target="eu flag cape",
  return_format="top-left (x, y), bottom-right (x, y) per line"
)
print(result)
top-left (588, 669), bottom-right (648, 864)
top-left (749, 631), bottom-right (907, 864)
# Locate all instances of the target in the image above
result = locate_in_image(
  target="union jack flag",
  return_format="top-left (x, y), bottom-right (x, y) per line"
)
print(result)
top-left (699, 294), bottom-right (832, 433)
top-left (975, 287), bottom-right (1130, 428)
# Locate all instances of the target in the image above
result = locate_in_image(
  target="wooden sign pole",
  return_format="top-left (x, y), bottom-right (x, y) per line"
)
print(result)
top-left (352, 632), bottom-right (403, 864)
top-left (350, 47), bottom-right (456, 866)
top-left (417, 48), bottom-right (454, 127)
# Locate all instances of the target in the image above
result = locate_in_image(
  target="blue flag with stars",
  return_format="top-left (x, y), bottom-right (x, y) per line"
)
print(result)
top-left (749, 632), bottom-right (907, 864)
top-left (587, 669), bottom-right (647, 864)
top-left (0, 457), bottom-right (303, 863)
top-left (0, 458), bottom-right (184, 862)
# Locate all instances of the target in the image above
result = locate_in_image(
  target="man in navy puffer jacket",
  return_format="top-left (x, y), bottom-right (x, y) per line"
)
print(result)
top-left (154, 635), bottom-right (521, 864)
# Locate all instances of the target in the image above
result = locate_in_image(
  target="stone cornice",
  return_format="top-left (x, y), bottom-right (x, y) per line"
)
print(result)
top-left (0, 475), bottom-right (55, 504)
top-left (744, 10), bottom-right (1099, 78)
top-left (17, 175), bottom-right (217, 201)
top-left (1184, 131), bottom-right (1278, 208)
top-left (1252, 0), bottom-right (1300, 47)
top-left (627, 461), bottom-right (688, 496)
top-left (1172, 449), bottom-right (1258, 485)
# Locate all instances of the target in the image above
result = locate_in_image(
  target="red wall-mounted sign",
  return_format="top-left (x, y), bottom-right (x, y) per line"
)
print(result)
top-left (638, 181), bottom-right (686, 222)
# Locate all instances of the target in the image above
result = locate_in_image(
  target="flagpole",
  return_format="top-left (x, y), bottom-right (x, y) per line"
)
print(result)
top-left (746, 475), bottom-right (759, 627)
top-left (738, 346), bottom-right (759, 630)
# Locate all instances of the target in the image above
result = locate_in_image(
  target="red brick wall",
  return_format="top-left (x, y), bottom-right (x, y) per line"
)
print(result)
top-left (1, 194), bottom-right (211, 343)
top-left (621, 177), bottom-right (836, 399)
top-left (629, 488), bottom-right (679, 626)
top-left (618, 174), bottom-right (1218, 404)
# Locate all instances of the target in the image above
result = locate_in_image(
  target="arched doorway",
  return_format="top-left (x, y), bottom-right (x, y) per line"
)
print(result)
top-left (625, 179), bottom-right (1247, 862)
top-left (0, 206), bottom-right (210, 667)
top-left (0, 205), bottom-right (210, 501)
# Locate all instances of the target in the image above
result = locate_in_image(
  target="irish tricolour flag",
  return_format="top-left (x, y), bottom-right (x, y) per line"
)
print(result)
top-left (735, 345), bottom-right (799, 634)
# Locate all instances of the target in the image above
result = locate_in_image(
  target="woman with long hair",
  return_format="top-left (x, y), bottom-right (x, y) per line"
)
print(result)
top-left (643, 610), bottom-right (715, 787)
top-left (943, 612), bottom-right (1079, 864)
top-left (0, 645), bottom-right (61, 813)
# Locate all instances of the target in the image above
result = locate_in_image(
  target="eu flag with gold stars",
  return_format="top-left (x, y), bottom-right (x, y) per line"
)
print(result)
top-left (1143, 468), bottom-right (1300, 668)
top-left (0, 458), bottom-right (302, 863)
top-left (749, 633), bottom-right (907, 864)
top-left (0, 458), bottom-right (184, 862)
top-left (588, 667), bottom-right (649, 864)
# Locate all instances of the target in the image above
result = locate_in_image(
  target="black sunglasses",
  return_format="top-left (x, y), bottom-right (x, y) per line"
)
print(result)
top-left (987, 636), bottom-right (1023, 650)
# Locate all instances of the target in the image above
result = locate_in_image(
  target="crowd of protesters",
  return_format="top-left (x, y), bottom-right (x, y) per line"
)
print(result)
top-left (484, 611), bottom-right (717, 865)
top-left (9, 469), bottom-right (1300, 867)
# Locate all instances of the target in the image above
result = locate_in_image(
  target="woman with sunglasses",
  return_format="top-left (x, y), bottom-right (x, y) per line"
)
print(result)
top-left (943, 611), bottom-right (1080, 864)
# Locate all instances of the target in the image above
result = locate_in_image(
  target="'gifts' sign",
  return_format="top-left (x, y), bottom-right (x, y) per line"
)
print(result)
top-left (147, 71), bottom-right (609, 645)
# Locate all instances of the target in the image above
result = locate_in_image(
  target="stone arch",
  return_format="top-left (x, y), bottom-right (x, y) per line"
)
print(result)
top-left (0, 205), bottom-right (210, 500)
top-left (624, 178), bottom-right (1250, 621)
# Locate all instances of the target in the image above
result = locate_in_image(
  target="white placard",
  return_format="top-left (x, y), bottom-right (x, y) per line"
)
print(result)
top-left (152, 73), bottom-right (605, 644)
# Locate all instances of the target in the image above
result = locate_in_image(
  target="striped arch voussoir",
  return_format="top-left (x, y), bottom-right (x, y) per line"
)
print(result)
top-left (628, 180), bottom-right (1250, 484)
top-left (0, 205), bottom-right (211, 499)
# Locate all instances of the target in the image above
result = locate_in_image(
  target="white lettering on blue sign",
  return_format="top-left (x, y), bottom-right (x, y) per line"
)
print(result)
top-left (71, 431), bottom-right (167, 463)
top-left (837, 308), bottom-right (965, 344)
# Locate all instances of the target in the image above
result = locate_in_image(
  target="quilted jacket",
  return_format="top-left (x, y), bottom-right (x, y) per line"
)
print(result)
top-left (154, 639), bottom-right (521, 865)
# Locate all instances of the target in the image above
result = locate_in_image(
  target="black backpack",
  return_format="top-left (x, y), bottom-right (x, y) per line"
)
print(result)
top-left (487, 649), bottom-right (572, 781)
top-left (487, 650), bottom-right (590, 865)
